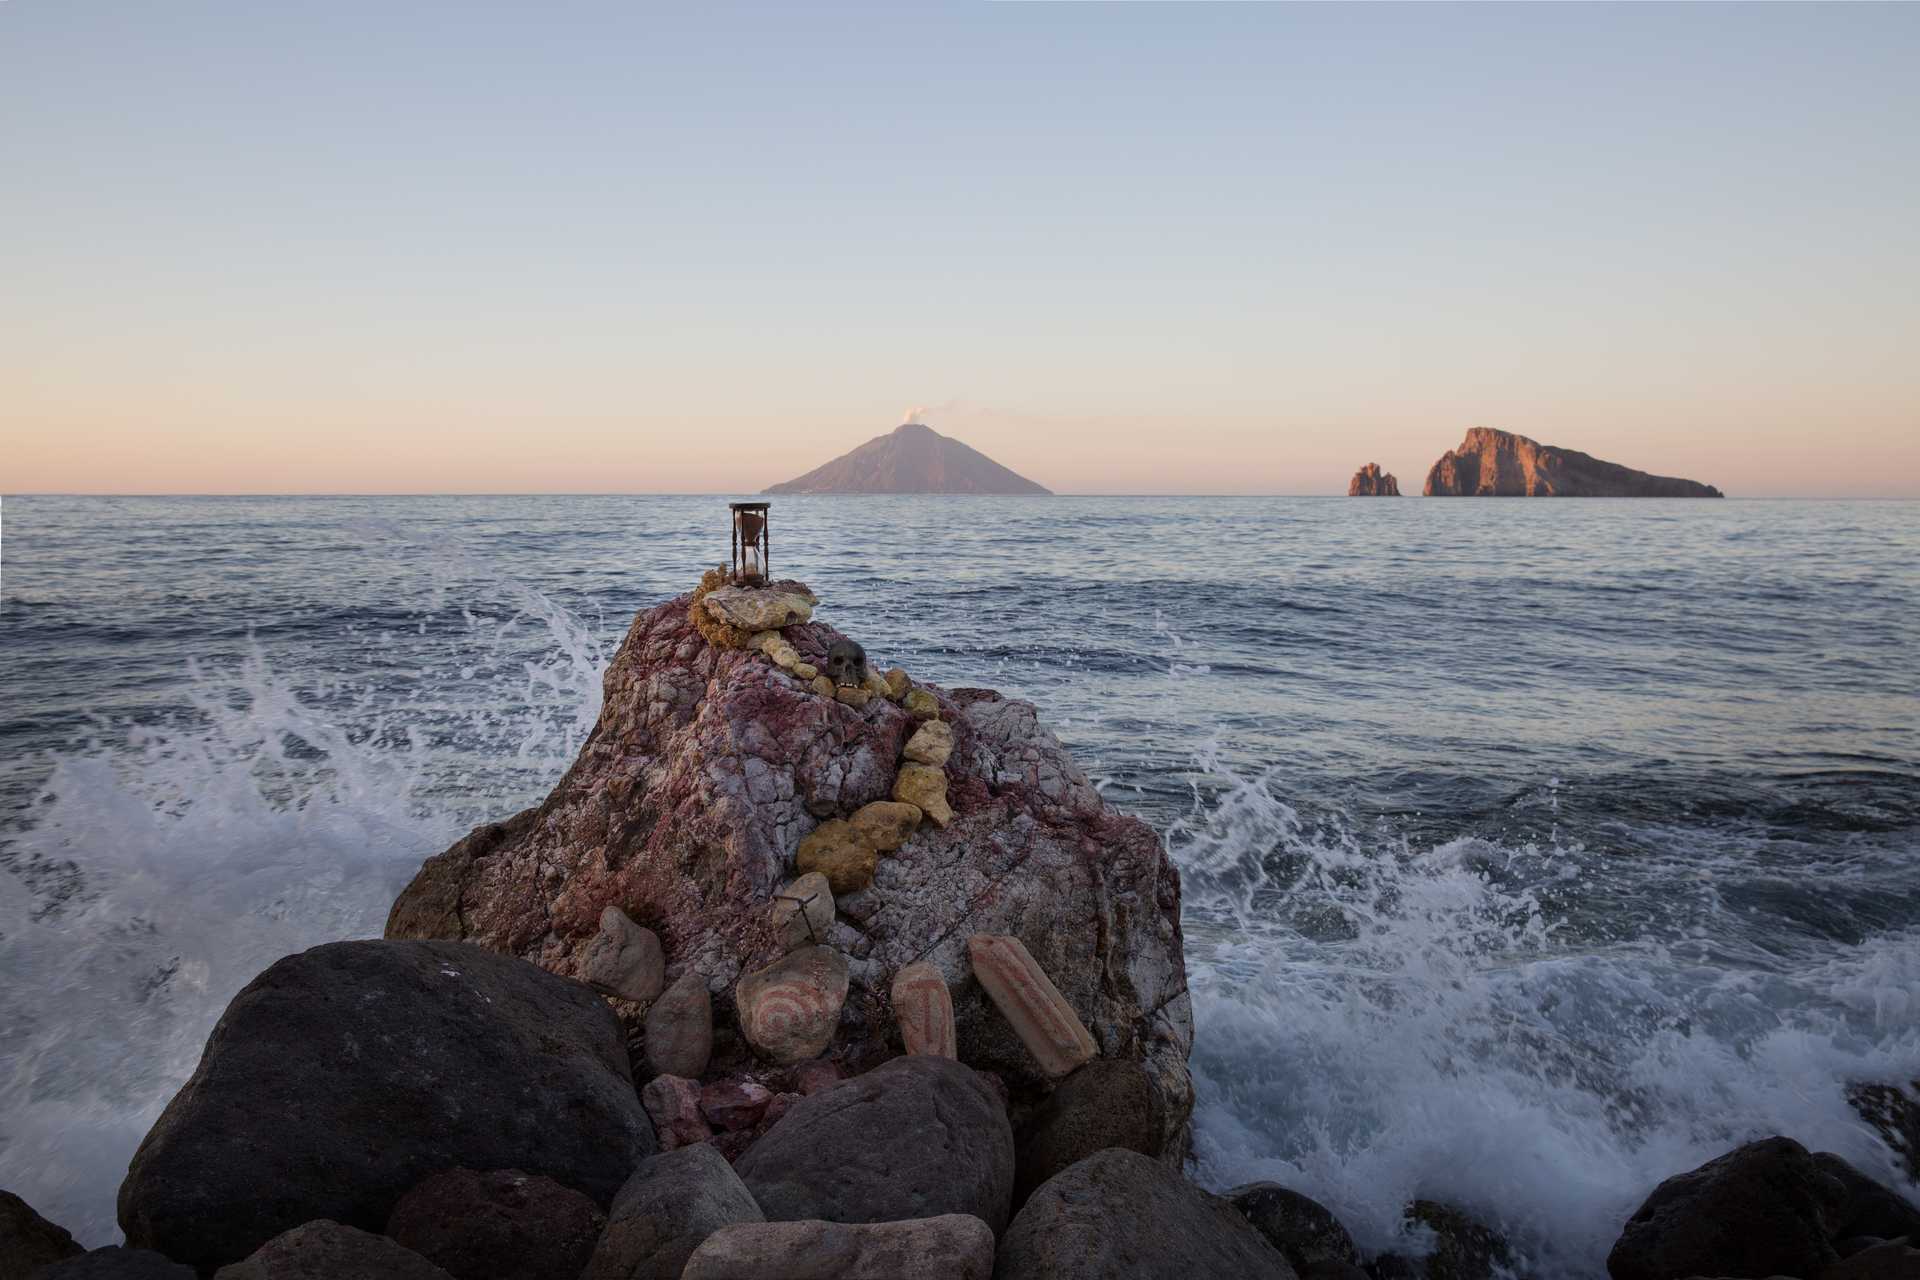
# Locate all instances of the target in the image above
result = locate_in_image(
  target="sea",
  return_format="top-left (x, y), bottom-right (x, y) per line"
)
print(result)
top-left (2, 494), bottom-right (1915, 1274)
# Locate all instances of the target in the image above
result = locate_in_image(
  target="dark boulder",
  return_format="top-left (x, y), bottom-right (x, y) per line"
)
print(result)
top-left (1822, 1236), bottom-right (1920, 1279)
top-left (210, 1221), bottom-right (452, 1279)
top-left (116, 939), bottom-right (656, 1272)
top-left (736, 1055), bottom-right (1016, 1236)
top-left (995, 1148), bottom-right (1297, 1280)
top-left (1399, 1201), bottom-right (1514, 1280)
top-left (384, 1169), bottom-right (604, 1280)
top-left (1015, 1059), bottom-right (1165, 1206)
top-left (1814, 1154), bottom-right (1920, 1243)
top-left (1228, 1183), bottom-right (1361, 1272)
top-left (1607, 1137), bottom-right (1848, 1280)
top-left (1847, 1082), bottom-right (1919, 1184)
top-left (582, 1143), bottom-right (766, 1280)
top-left (26, 1248), bottom-right (193, 1280)
top-left (2, 1189), bottom-right (83, 1279)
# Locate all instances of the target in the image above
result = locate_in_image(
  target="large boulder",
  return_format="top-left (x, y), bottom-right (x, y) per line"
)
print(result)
top-left (2, 1188), bottom-right (83, 1278)
top-left (383, 1168), bottom-right (604, 1280)
top-left (1226, 1184), bottom-right (1361, 1274)
top-left (1607, 1137), bottom-right (1858, 1280)
top-left (682, 1215), bottom-right (996, 1280)
top-left (384, 586), bottom-right (1193, 1149)
top-left (735, 1055), bottom-right (1016, 1235)
top-left (116, 939), bottom-right (656, 1272)
top-left (24, 1249), bottom-right (193, 1280)
top-left (997, 1148), bottom-right (1297, 1280)
top-left (582, 1143), bottom-right (765, 1280)
top-left (1015, 1059), bottom-right (1165, 1206)
top-left (211, 1221), bottom-right (452, 1279)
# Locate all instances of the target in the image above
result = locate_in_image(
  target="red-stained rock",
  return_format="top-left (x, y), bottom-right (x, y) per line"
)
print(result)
top-left (1347, 463), bottom-right (1400, 496)
top-left (642, 1076), bottom-right (711, 1151)
top-left (790, 1061), bottom-right (843, 1096)
top-left (385, 584), bottom-right (1193, 1154)
top-left (1423, 427), bottom-right (1723, 497)
top-left (701, 1081), bottom-right (774, 1132)
top-left (892, 961), bottom-right (957, 1059)
top-left (968, 935), bottom-right (1098, 1078)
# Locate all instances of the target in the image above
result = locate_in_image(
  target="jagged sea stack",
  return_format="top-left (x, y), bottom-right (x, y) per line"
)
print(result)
top-left (1347, 463), bottom-right (1400, 496)
top-left (1423, 427), bottom-right (1723, 496)
top-left (384, 577), bottom-right (1194, 1153)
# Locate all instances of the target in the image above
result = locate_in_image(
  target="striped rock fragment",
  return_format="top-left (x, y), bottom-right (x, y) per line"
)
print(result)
top-left (891, 961), bottom-right (957, 1059)
top-left (902, 720), bottom-right (954, 768)
top-left (849, 801), bottom-right (922, 852)
top-left (893, 764), bottom-right (953, 828)
top-left (583, 906), bottom-right (665, 1004)
top-left (644, 968), bottom-right (713, 1079)
top-left (771, 871), bottom-right (835, 952)
top-left (966, 935), bottom-right (1097, 1078)
top-left (736, 945), bottom-right (850, 1064)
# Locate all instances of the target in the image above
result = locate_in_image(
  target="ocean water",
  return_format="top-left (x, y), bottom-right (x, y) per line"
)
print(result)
top-left (2, 494), bottom-right (1916, 1272)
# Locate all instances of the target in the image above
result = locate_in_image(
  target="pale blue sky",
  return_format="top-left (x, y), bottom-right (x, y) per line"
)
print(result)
top-left (4, 2), bottom-right (1917, 494)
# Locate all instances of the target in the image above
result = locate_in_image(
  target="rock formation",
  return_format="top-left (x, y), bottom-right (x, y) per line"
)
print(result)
top-left (765, 422), bottom-right (1051, 495)
top-left (1423, 427), bottom-right (1723, 497)
top-left (384, 578), bottom-right (1192, 1152)
top-left (1347, 463), bottom-right (1400, 496)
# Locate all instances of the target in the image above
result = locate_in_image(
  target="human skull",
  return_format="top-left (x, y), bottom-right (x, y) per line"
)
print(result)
top-left (826, 639), bottom-right (869, 688)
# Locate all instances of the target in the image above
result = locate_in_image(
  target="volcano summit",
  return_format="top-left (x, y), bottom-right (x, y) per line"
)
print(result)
top-left (766, 423), bottom-right (1051, 495)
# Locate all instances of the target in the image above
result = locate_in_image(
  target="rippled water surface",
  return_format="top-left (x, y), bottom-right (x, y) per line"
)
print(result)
top-left (3, 494), bottom-right (1916, 1271)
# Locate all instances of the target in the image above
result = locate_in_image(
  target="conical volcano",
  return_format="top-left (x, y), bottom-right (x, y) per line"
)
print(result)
top-left (765, 423), bottom-right (1051, 495)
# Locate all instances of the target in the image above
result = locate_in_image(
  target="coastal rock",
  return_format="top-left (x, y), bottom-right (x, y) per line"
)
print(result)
top-left (681, 1215), bottom-right (996, 1280)
top-left (891, 961), bottom-right (957, 1058)
top-left (810, 674), bottom-right (836, 697)
top-left (1847, 1081), bottom-right (1920, 1184)
top-left (384, 586), bottom-right (1193, 1153)
top-left (1814, 1152), bottom-right (1920, 1241)
top-left (1227, 1184), bottom-right (1360, 1273)
top-left (794, 820), bottom-right (879, 893)
top-left (115, 940), bottom-right (653, 1273)
top-left (735, 1055), bottom-right (1016, 1235)
top-left (1423, 427), bottom-right (1723, 497)
top-left (765, 421), bottom-right (1052, 495)
top-left (2, 1188), bottom-right (83, 1276)
top-left (772, 871), bottom-right (836, 951)
top-left (1347, 463), bottom-right (1400, 496)
top-left (836, 685), bottom-right (874, 709)
top-left (702, 585), bottom-right (816, 631)
top-left (582, 1144), bottom-right (764, 1280)
top-left (701, 1080), bottom-right (775, 1131)
top-left (1395, 1201), bottom-right (1513, 1280)
top-left (736, 945), bottom-right (850, 1063)
top-left (642, 1075), bottom-right (712, 1150)
top-left (30, 1249), bottom-right (195, 1279)
top-left (582, 905), bottom-right (665, 1004)
top-left (1016, 1058), bottom-right (1165, 1205)
top-left (968, 934), bottom-right (1099, 1079)
top-left (211, 1222), bottom-right (452, 1280)
top-left (1606, 1137), bottom-right (1848, 1280)
top-left (903, 687), bottom-right (940, 719)
top-left (894, 763), bottom-right (954, 827)
top-left (644, 969), bottom-right (714, 1079)
top-left (883, 667), bottom-right (912, 700)
top-left (384, 1169), bottom-right (603, 1280)
top-left (903, 719), bottom-right (955, 767)
top-left (849, 799), bottom-right (923, 851)
top-left (998, 1148), bottom-right (1296, 1280)
top-left (1824, 1237), bottom-right (1920, 1278)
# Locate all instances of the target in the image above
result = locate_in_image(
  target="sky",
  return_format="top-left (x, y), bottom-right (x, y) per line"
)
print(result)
top-left (3, 2), bottom-right (1917, 497)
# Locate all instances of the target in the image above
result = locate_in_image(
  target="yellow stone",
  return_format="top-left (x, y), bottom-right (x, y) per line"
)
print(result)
top-left (902, 689), bottom-right (940, 721)
top-left (902, 721), bottom-right (954, 768)
top-left (795, 820), bottom-right (879, 894)
top-left (835, 686), bottom-right (873, 710)
top-left (883, 668), bottom-right (912, 700)
top-left (849, 800), bottom-right (923, 852)
top-left (793, 662), bottom-right (818, 680)
top-left (893, 764), bottom-right (953, 828)
top-left (810, 675), bottom-right (836, 698)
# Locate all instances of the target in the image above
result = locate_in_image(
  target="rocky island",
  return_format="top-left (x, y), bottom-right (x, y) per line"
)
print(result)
top-left (765, 421), bottom-right (1050, 495)
top-left (1347, 464), bottom-right (1400, 496)
top-left (1423, 427), bottom-right (1723, 497)
top-left (10, 562), bottom-right (1917, 1280)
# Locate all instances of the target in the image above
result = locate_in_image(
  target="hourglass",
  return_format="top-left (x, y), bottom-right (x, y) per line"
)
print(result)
top-left (731, 502), bottom-right (770, 585)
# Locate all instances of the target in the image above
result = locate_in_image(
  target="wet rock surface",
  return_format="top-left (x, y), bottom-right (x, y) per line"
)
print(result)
top-left (115, 939), bottom-right (654, 1273)
top-left (681, 1214), bottom-right (996, 1280)
top-left (735, 1055), bottom-right (1016, 1236)
top-left (1227, 1184), bottom-right (1361, 1273)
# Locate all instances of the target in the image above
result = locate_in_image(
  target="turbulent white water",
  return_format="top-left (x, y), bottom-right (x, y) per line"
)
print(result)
top-left (2, 495), bottom-right (1916, 1273)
